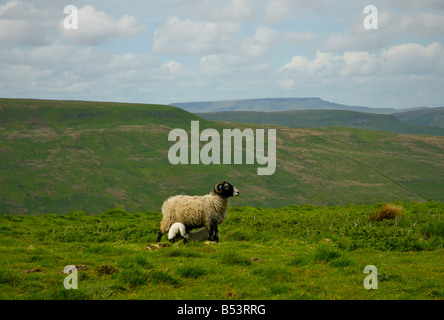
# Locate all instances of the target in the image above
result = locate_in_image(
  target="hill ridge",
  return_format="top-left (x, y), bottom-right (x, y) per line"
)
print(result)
top-left (196, 109), bottom-right (444, 136)
top-left (170, 97), bottom-right (415, 114)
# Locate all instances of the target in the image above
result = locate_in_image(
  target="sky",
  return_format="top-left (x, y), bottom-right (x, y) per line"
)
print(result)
top-left (0, 0), bottom-right (443, 109)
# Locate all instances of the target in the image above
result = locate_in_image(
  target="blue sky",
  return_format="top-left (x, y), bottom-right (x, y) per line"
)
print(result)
top-left (1, 0), bottom-right (443, 109)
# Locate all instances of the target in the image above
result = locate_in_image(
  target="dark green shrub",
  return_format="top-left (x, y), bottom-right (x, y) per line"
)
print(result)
top-left (421, 221), bottom-right (444, 239)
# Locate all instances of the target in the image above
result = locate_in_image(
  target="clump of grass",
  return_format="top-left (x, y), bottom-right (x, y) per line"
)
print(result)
top-left (287, 255), bottom-right (311, 267)
top-left (369, 203), bottom-right (404, 222)
top-left (270, 284), bottom-right (292, 295)
top-left (0, 267), bottom-right (17, 285)
top-left (176, 265), bottom-right (207, 279)
top-left (92, 264), bottom-right (118, 276)
top-left (253, 265), bottom-right (292, 282)
top-left (220, 251), bottom-right (252, 266)
top-left (313, 244), bottom-right (340, 262)
top-left (120, 267), bottom-right (148, 288)
top-left (330, 256), bottom-right (356, 268)
top-left (118, 255), bottom-right (154, 288)
top-left (162, 247), bottom-right (202, 258)
top-left (150, 270), bottom-right (180, 286)
top-left (118, 254), bottom-right (153, 270)
top-left (50, 287), bottom-right (91, 300)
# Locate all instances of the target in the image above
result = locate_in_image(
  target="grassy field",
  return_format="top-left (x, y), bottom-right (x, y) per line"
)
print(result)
top-left (0, 202), bottom-right (442, 300)
top-left (1, 98), bottom-right (444, 214)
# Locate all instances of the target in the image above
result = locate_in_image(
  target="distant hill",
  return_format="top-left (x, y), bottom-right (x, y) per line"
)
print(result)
top-left (197, 109), bottom-right (444, 136)
top-left (1, 98), bottom-right (444, 215)
top-left (394, 107), bottom-right (444, 128)
top-left (171, 97), bottom-right (402, 114)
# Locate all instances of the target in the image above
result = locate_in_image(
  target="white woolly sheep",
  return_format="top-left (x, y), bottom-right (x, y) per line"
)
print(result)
top-left (156, 181), bottom-right (239, 243)
top-left (168, 222), bottom-right (210, 243)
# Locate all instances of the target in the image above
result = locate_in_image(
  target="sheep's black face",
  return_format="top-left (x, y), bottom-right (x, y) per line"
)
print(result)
top-left (213, 181), bottom-right (239, 198)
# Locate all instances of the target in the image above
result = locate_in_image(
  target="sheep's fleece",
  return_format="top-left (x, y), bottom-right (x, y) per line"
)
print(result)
top-left (159, 182), bottom-right (239, 240)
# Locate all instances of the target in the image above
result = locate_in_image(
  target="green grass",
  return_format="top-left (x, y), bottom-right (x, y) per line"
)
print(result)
top-left (0, 202), bottom-right (443, 300)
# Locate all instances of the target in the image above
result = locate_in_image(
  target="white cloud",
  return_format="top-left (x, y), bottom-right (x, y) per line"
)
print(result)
top-left (199, 54), bottom-right (232, 77)
top-left (394, 12), bottom-right (444, 37)
top-left (340, 51), bottom-right (380, 76)
top-left (280, 52), bottom-right (341, 77)
top-left (0, 1), bottom-right (443, 109)
top-left (0, 2), bottom-right (146, 47)
top-left (195, 26), bottom-right (280, 78)
top-left (0, 1), bottom-right (53, 46)
top-left (389, 0), bottom-right (444, 10)
top-left (160, 60), bottom-right (193, 79)
top-left (0, 39), bottom-right (200, 103)
top-left (240, 26), bottom-right (279, 59)
top-left (281, 42), bottom-right (444, 79)
top-left (178, 0), bottom-right (256, 22)
top-left (279, 78), bottom-right (295, 89)
top-left (323, 9), bottom-right (444, 52)
top-left (60, 5), bottom-right (146, 46)
top-left (265, 0), bottom-right (325, 24)
top-left (0, 0), bottom-right (22, 16)
top-left (0, 0), bottom-right (39, 18)
top-left (381, 42), bottom-right (444, 74)
top-left (276, 42), bottom-right (444, 108)
top-left (283, 31), bottom-right (316, 45)
top-left (152, 17), bottom-right (241, 55)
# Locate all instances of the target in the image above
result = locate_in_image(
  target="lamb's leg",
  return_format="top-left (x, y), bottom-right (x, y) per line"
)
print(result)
top-left (170, 234), bottom-right (186, 243)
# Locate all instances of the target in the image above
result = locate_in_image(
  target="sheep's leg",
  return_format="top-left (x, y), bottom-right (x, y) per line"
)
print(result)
top-left (208, 224), bottom-right (219, 243)
top-left (213, 226), bottom-right (219, 243)
top-left (156, 230), bottom-right (163, 243)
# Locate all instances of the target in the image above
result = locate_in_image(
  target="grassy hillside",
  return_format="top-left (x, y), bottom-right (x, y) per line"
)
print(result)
top-left (1, 98), bottom-right (444, 215)
top-left (197, 109), bottom-right (444, 136)
top-left (0, 98), bottom-right (199, 130)
top-left (171, 97), bottom-right (397, 114)
top-left (394, 107), bottom-right (444, 128)
top-left (0, 202), bottom-right (442, 300)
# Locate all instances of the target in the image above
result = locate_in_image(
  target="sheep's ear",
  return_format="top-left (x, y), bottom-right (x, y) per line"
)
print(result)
top-left (214, 183), bottom-right (222, 193)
